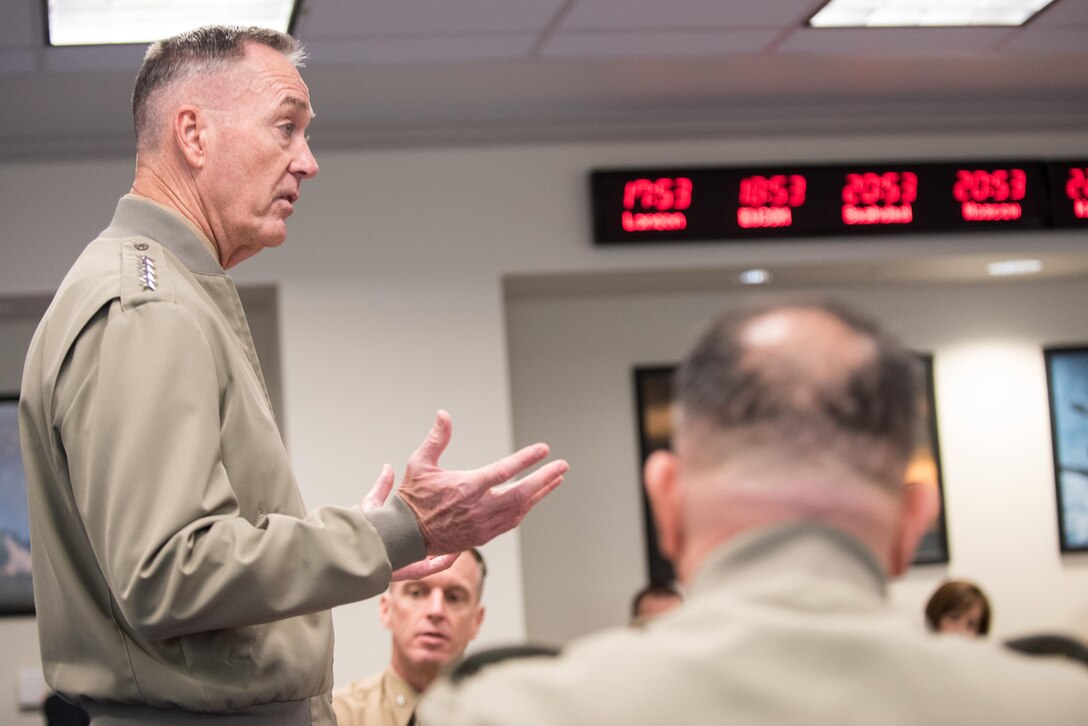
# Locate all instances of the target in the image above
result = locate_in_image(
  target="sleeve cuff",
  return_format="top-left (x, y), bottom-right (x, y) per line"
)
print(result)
top-left (364, 495), bottom-right (426, 571)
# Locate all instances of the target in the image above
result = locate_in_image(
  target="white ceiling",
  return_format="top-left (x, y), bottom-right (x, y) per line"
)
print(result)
top-left (2, 0), bottom-right (1088, 160)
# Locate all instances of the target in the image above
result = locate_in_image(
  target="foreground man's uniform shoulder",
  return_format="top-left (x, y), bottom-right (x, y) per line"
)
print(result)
top-left (420, 634), bottom-right (627, 726)
top-left (419, 526), bottom-right (1088, 726)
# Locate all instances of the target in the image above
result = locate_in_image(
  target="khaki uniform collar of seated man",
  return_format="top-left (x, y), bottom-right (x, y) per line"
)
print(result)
top-left (334, 550), bottom-right (486, 726)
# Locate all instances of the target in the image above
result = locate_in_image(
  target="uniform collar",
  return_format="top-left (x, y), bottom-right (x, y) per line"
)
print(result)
top-left (690, 522), bottom-right (889, 606)
top-left (382, 668), bottom-right (422, 726)
top-left (103, 195), bottom-right (225, 277)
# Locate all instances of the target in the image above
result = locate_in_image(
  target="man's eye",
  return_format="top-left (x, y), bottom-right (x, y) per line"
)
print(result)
top-left (281, 123), bottom-right (294, 136)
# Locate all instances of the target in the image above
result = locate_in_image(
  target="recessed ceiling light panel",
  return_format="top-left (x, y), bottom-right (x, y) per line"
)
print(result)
top-left (739, 269), bottom-right (772, 285)
top-left (809, 0), bottom-right (1056, 28)
top-left (987, 258), bottom-right (1043, 276)
top-left (47, 0), bottom-right (301, 47)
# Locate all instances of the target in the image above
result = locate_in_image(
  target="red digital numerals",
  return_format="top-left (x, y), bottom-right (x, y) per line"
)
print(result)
top-left (1064, 168), bottom-right (1088, 219)
top-left (621, 177), bottom-right (692, 232)
top-left (737, 174), bottom-right (805, 229)
top-left (841, 171), bottom-right (916, 225)
top-left (953, 169), bottom-right (1025, 222)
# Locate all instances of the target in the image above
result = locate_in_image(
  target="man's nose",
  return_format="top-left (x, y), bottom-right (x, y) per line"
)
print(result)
top-left (425, 590), bottom-right (447, 619)
top-left (290, 140), bottom-right (319, 178)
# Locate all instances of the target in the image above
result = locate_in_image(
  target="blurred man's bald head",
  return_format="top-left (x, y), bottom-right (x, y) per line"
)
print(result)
top-left (672, 299), bottom-right (920, 489)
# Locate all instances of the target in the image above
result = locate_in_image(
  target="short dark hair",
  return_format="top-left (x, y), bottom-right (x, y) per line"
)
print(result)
top-left (132, 25), bottom-right (306, 147)
top-left (467, 547), bottom-right (487, 599)
top-left (630, 583), bottom-right (682, 620)
top-left (672, 298), bottom-right (920, 487)
top-left (925, 580), bottom-right (992, 635)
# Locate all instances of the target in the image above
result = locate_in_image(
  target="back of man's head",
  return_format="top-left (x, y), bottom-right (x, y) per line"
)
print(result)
top-left (673, 298), bottom-right (919, 487)
top-left (646, 298), bottom-right (932, 583)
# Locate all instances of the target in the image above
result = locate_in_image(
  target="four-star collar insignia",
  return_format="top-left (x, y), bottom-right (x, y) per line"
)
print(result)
top-left (134, 242), bottom-right (157, 291)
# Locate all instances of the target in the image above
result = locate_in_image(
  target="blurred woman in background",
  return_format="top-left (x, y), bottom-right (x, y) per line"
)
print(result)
top-left (925, 579), bottom-right (992, 637)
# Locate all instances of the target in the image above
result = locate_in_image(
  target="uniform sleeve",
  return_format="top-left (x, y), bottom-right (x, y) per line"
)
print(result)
top-left (55, 298), bottom-right (415, 640)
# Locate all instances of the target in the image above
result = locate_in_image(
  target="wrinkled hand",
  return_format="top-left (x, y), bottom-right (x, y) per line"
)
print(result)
top-left (361, 463), bottom-right (460, 581)
top-left (397, 410), bottom-right (568, 556)
top-left (389, 553), bottom-right (459, 582)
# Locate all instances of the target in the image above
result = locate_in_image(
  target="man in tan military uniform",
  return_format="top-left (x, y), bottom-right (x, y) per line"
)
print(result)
top-left (19, 26), bottom-right (566, 726)
top-left (420, 299), bottom-right (1088, 726)
top-left (334, 550), bottom-right (486, 726)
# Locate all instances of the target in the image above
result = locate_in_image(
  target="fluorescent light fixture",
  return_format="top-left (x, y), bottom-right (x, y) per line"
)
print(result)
top-left (809, 0), bottom-right (1056, 27)
top-left (987, 258), bottom-right (1043, 276)
top-left (47, 0), bottom-right (301, 47)
top-left (739, 269), bottom-right (772, 285)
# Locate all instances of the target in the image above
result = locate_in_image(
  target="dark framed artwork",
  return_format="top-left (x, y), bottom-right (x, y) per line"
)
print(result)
top-left (1043, 347), bottom-right (1088, 552)
top-left (910, 354), bottom-right (951, 565)
top-left (0, 395), bottom-right (34, 615)
top-left (634, 354), bottom-right (949, 583)
top-left (633, 367), bottom-right (676, 586)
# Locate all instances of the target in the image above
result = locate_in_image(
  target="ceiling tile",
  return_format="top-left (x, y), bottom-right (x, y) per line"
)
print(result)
top-left (298, 0), bottom-right (565, 37)
top-left (1031, 0), bottom-right (1088, 26)
top-left (542, 29), bottom-right (777, 58)
top-left (43, 43), bottom-right (146, 73)
top-left (559, 0), bottom-right (814, 30)
top-left (1, 0), bottom-right (40, 49)
top-left (1005, 25), bottom-right (1088, 52)
top-left (0, 49), bottom-right (37, 74)
top-left (306, 33), bottom-right (537, 64)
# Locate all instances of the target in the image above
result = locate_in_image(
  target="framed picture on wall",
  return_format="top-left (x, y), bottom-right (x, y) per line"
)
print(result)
top-left (634, 353), bottom-right (949, 583)
top-left (1043, 346), bottom-right (1088, 552)
top-left (0, 394), bottom-right (34, 615)
top-left (633, 367), bottom-right (676, 586)
top-left (910, 354), bottom-right (950, 565)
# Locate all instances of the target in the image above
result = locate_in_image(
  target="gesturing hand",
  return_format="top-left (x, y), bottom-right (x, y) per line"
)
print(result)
top-left (361, 462), bottom-right (460, 581)
top-left (395, 410), bottom-right (568, 556)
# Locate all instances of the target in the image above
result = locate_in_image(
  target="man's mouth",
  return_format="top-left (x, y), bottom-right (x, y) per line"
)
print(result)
top-left (417, 631), bottom-right (450, 646)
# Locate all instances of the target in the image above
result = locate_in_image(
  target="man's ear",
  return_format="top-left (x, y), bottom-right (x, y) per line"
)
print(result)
top-left (889, 480), bottom-right (940, 577)
top-left (378, 591), bottom-right (393, 630)
top-left (174, 106), bottom-right (206, 169)
top-left (644, 449), bottom-right (684, 565)
top-left (469, 605), bottom-right (485, 641)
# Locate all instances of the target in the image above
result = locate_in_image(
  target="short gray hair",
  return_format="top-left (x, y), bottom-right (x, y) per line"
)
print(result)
top-left (132, 25), bottom-right (306, 147)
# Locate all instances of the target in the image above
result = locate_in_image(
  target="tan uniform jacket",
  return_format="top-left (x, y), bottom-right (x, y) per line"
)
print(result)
top-left (421, 523), bottom-right (1088, 726)
top-left (19, 196), bottom-right (425, 724)
top-left (332, 668), bottom-right (421, 726)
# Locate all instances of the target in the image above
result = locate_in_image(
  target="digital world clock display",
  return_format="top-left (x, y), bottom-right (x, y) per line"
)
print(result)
top-left (1048, 161), bottom-right (1088, 228)
top-left (591, 160), bottom-right (1088, 244)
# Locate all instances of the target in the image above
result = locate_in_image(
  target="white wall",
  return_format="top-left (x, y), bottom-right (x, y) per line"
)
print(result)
top-left (1, 127), bottom-right (1087, 723)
